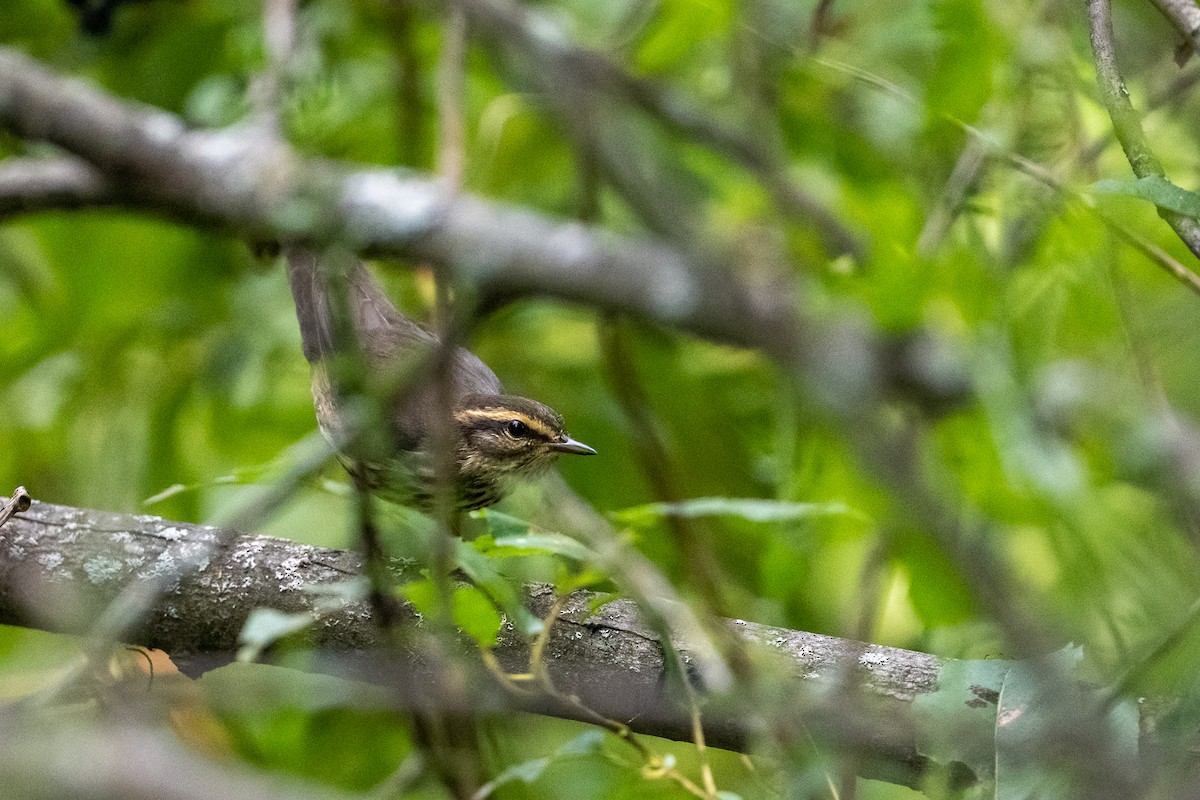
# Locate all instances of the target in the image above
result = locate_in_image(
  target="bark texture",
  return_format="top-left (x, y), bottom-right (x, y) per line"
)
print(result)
top-left (0, 501), bottom-right (949, 787)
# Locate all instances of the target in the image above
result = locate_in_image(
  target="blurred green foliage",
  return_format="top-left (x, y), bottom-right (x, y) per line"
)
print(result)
top-left (5, 0), bottom-right (1200, 797)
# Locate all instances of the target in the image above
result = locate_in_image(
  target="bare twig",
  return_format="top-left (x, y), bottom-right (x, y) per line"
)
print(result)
top-left (809, 0), bottom-right (838, 51)
top-left (916, 137), bottom-right (989, 257)
top-left (251, 0), bottom-right (297, 134)
top-left (0, 486), bottom-right (31, 530)
top-left (1078, 66), bottom-right (1200, 169)
top-left (437, 7), bottom-right (469, 190)
top-left (430, 0), bottom-right (472, 574)
top-left (385, 0), bottom-right (429, 167)
top-left (598, 320), bottom-right (728, 616)
top-left (1148, 0), bottom-right (1200, 57)
top-left (0, 156), bottom-right (122, 215)
top-left (427, 31), bottom-right (482, 785)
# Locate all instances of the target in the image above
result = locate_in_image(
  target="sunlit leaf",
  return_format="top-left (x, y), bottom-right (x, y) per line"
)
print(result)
top-left (452, 585), bottom-right (504, 648)
top-left (236, 609), bottom-right (315, 662)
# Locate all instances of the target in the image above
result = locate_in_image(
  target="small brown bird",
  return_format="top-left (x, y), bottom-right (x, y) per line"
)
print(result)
top-left (285, 248), bottom-right (595, 511)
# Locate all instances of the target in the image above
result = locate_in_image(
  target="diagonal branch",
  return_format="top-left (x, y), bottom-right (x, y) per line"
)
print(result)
top-left (1087, 0), bottom-right (1200, 260)
top-left (0, 47), bottom-right (797, 360)
top-left (0, 47), bottom-right (969, 415)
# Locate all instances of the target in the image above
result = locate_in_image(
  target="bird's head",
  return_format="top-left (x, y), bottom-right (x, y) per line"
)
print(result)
top-left (453, 394), bottom-right (596, 482)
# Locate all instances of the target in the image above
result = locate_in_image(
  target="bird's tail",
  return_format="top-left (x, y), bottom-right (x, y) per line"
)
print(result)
top-left (284, 246), bottom-right (338, 364)
top-left (285, 246), bottom-right (420, 364)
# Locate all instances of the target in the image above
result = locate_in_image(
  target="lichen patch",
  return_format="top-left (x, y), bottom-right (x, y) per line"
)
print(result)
top-left (83, 555), bottom-right (125, 585)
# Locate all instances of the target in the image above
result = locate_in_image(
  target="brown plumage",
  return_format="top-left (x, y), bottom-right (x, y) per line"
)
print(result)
top-left (285, 248), bottom-right (594, 511)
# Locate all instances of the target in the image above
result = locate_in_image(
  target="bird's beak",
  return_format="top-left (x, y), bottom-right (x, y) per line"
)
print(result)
top-left (550, 435), bottom-right (597, 456)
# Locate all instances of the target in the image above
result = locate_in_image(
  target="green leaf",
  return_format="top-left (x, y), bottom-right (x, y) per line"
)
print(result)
top-left (911, 656), bottom-right (1012, 779)
top-left (473, 509), bottom-right (594, 560)
top-left (454, 539), bottom-right (543, 636)
top-left (481, 756), bottom-right (552, 794)
top-left (200, 661), bottom-right (395, 715)
top-left (557, 728), bottom-right (606, 755)
top-left (470, 508), bottom-right (532, 538)
top-left (237, 608), bottom-right (315, 662)
top-left (474, 728), bottom-right (606, 797)
top-left (611, 497), bottom-right (868, 526)
top-left (452, 585), bottom-right (504, 648)
top-left (927, 0), bottom-right (996, 124)
top-left (492, 533), bottom-right (594, 562)
top-left (1091, 175), bottom-right (1200, 218)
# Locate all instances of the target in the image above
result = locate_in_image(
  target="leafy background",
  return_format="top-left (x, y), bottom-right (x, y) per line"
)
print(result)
top-left (4, 0), bottom-right (1200, 797)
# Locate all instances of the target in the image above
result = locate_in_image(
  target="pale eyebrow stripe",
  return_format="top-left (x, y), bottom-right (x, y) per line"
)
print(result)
top-left (454, 408), bottom-right (556, 438)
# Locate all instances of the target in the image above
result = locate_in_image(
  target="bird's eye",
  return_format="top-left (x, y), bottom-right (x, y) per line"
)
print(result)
top-left (506, 419), bottom-right (529, 437)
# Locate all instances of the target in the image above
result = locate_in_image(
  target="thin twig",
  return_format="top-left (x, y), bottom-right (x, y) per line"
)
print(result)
top-left (430, 1), bottom-right (471, 561)
top-left (808, 0), bottom-right (838, 51)
top-left (437, 7), bottom-right (469, 189)
top-left (1147, 0), bottom-right (1200, 58)
top-left (452, 0), bottom-right (863, 258)
top-left (252, 0), bottom-right (296, 134)
top-left (429, 35), bottom-right (481, 790)
top-left (354, 476), bottom-right (401, 631)
top-left (385, 0), bottom-right (429, 167)
top-left (915, 137), bottom-right (989, 257)
top-left (0, 486), bottom-right (31, 530)
top-left (598, 318), bottom-right (728, 616)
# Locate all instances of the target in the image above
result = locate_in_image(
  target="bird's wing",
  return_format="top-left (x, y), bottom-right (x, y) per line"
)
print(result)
top-left (285, 247), bottom-right (502, 447)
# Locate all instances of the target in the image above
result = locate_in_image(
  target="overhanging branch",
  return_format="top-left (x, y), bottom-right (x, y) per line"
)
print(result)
top-left (0, 47), bottom-right (971, 416)
top-left (0, 47), bottom-right (796, 359)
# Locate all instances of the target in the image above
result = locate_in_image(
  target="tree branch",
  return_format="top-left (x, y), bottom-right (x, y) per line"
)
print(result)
top-left (0, 46), bottom-right (969, 416)
top-left (0, 500), bottom-right (993, 790)
top-left (0, 155), bottom-right (125, 216)
top-left (1088, 0), bottom-right (1200, 259)
top-left (0, 47), bottom-right (797, 358)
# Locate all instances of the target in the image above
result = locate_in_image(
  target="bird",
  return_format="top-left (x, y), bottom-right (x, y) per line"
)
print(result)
top-left (284, 247), bottom-right (595, 511)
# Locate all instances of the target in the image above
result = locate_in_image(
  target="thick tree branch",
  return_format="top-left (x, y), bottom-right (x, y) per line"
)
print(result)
top-left (0, 47), bottom-right (795, 359)
top-left (0, 46), bottom-right (969, 416)
top-left (0, 500), bottom-right (989, 790)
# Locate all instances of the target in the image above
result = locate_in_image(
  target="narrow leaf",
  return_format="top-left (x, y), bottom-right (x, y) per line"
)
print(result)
top-left (612, 497), bottom-right (868, 526)
top-left (1091, 175), bottom-right (1200, 218)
